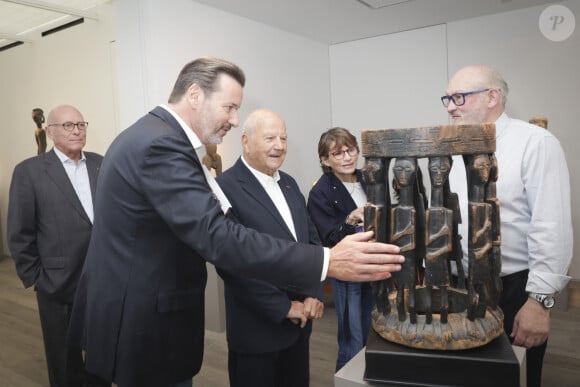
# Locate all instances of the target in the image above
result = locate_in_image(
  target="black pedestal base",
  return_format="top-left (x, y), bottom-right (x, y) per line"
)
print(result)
top-left (364, 331), bottom-right (519, 387)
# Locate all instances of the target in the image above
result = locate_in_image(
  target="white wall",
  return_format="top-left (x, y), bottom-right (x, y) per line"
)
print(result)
top-left (330, 24), bottom-right (449, 131)
top-left (0, 2), bottom-right (117, 257)
top-left (328, 1), bottom-right (579, 278)
top-left (447, 2), bottom-right (580, 279)
top-left (114, 0), bottom-right (332, 194)
top-left (1, 0), bottom-right (577, 282)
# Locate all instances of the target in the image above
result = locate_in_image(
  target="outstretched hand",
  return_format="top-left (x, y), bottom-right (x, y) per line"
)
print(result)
top-left (327, 231), bottom-right (403, 282)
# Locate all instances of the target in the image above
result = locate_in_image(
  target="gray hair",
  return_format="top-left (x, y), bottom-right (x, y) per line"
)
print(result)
top-left (485, 67), bottom-right (509, 107)
top-left (168, 57), bottom-right (246, 103)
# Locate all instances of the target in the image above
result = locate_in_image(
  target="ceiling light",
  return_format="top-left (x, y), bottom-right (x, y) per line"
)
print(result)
top-left (357, 0), bottom-right (415, 9)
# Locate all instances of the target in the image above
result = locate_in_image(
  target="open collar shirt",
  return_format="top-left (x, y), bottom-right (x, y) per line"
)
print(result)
top-left (53, 146), bottom-right (93, 223)
top-left (450, 112), bottom-right (573, 294)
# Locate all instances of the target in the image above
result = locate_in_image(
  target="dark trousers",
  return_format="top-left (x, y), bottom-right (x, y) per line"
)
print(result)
top-left (500, 270), bottom-right (548, 387)
top-left (36, 291), bottom-right (110, 387)
top-left (227, 329), bottom-right (310, 387)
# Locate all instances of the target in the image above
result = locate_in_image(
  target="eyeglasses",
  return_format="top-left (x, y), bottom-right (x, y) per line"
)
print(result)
top-left (440, 88), bottom-right (490, 107)
top-left (48, 121), bottom-right (89, 132)
top-left (330, 147), bottom-right (358, 160)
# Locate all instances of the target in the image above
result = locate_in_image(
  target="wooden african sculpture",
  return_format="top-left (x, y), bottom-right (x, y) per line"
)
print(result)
top-left (361, 123), bottom-right (503, 350)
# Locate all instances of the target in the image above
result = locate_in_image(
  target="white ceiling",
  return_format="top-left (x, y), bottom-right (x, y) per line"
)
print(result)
top-left (0, 0), bottom-right (561, 50)
top-left (191, 0), bottom-right (561, 44)
top-left (0, 0), bottom-right (107, 49)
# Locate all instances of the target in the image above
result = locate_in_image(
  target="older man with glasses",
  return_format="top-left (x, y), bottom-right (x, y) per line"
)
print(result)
top-left (8, 105), bottom-right (109, 387)
top-left (443, 65), bottom-right (573, 387)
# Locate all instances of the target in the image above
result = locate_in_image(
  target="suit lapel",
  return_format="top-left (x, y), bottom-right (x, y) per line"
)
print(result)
top-left (234, 159), bottom-right (296, 241)
top-left (149, 106), bottom-right (207, 167)
top-left (278, 174), bottom-right (307, 243)
top-left (86, 153), bottom-right (100, 199)
top-left (44, 149), bottom-right (91, 224)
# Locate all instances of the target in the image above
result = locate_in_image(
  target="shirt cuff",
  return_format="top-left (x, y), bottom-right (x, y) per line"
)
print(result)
top-left (526, 270), bottom-right (571, 294)
top-left (320, 247), bottom-right (330, 281)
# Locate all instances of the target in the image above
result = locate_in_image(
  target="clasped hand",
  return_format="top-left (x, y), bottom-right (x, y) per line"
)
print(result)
top-left (287, 298), bottom-right (324, 328)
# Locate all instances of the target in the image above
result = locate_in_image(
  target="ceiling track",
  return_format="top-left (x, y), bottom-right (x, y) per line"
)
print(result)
top-left (3, 0), bottom-right (99, 20)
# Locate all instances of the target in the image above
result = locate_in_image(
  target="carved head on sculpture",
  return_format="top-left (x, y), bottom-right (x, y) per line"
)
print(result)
top-left (393, 157), bottom-right (417, 188)
top-left (467, 154), bottom-right (491, 186)
top-left (32, 108), bottom-right (45, 129)
top-left (428, 156), bottom-right (451, 188)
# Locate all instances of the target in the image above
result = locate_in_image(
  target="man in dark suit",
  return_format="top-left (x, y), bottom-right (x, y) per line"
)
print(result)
top-left (8, 105), bottom-right (108, 387)
top-left (217, 109), bottom-right (324, 387)
top-left (67, 57), bottom-right (404, 387)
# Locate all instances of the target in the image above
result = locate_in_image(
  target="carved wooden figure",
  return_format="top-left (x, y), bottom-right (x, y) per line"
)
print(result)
top-left (32, 108), bottom-right (47, 155)
top-left (425, 156), bottom-right (453, 324)
top-left (485, 154), bottom-right (502, 308)
top-left (363, 157), bottom-right (392, 314)
top-left (390, 157), bottom-right (419, 323)
top-left (466, 154), bottom-right (493, 321)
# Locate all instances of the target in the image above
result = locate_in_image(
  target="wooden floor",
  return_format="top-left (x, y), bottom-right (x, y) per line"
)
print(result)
top-left (1, 257), bottom-right (578, 387)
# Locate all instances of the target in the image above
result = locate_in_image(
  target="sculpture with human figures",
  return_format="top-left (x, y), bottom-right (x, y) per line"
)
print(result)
top-left (362, 123), bottom-right (503, 350)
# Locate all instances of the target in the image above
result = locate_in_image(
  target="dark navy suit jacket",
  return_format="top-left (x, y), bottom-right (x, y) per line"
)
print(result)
top-left (307, 170), bottom-right (366, 247)
top-left (67, 107), bottom-right (325, 387)
top-left (216, 158), bottom-right (323, 353)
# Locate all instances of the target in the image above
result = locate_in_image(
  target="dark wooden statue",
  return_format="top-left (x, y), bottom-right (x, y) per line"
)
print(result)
top-left (466, 154), bottom-right (493, 321)
top-left (486, 154), bottom-right (502, 308)
top-left (202, 144), bottom-right (222, 176)
top-left (425, 156), bottom-right (453, 324)
top-left (390, 157), bottom-right (419, 323)
top-left (529, 115), bottom-right (548, 129)
top-left (32, 108), bottom-right (47, 155)
top-left (363, 157), bottom-right (392, 315)
top-left (362, 123), bottom-right (503, 350)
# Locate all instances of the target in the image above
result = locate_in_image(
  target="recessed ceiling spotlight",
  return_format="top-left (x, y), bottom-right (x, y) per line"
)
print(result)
top-left (357, 0), bottom-right (415, 10)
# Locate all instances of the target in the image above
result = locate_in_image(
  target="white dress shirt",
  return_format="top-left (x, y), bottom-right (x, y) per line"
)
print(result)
top-left (53, 147), bottom-right (94, 223)
top-left (241, 156), bottom-right (297, 241)
top-left (449, 113), bottom-right (573, 294)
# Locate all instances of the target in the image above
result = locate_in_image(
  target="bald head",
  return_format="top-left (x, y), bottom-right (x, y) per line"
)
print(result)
top-left (242, 109), bottom-right (287, 176)
top-left (445, 65), bottom-right (508, 124)
top-left (45, 104), bottom-right (87, 162)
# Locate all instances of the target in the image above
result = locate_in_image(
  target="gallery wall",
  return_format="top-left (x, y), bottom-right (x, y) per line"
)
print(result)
top-left (115, 0), bottom-right (332, 194)
top-left (0, 0), bottom-right (577, 282)
top-left (328, 0), bottom-right (579, 278)
top-left (0, 2), bottom-right (117, 258)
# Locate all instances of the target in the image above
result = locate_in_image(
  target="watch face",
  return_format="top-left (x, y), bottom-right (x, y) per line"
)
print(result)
top-left (543, 296), bottom-right (556, 308)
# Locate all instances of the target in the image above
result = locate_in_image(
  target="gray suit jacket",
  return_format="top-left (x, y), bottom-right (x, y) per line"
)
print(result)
top-left (67, 106), bottom-right (325, 387)
top-left (7, 148), bottom-right (102, 303)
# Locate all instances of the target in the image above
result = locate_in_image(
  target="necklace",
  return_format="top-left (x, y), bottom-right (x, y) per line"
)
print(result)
top-left (343, 178), bottom-right (357, 195)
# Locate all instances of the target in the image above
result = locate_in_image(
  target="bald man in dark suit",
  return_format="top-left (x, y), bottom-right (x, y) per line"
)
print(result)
top-left (217, 109), bottom-right (324, 387)
top-left (8, 105), bottom-right (108, 387)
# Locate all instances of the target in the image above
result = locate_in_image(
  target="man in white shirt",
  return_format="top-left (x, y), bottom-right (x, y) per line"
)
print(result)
top-left (443, 65), bottom-right (573, 387)
top-left (217, 109), bottom-right (324, 387)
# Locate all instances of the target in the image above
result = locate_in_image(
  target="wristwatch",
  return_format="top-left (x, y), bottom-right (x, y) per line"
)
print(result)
top-left (528, 292), bottom-right (556, 309)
